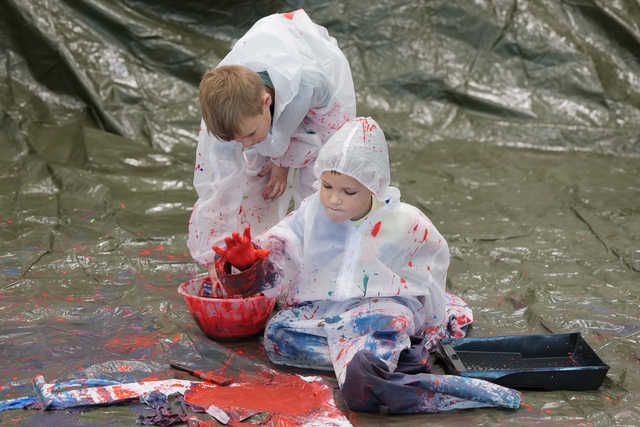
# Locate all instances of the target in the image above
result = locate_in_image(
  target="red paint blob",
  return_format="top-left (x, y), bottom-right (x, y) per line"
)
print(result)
top-left (185, 370), bottom-right (335, 417)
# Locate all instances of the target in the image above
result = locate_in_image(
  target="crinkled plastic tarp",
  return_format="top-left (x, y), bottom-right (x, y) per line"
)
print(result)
top-left (0, 0), bottom-right (638, 425)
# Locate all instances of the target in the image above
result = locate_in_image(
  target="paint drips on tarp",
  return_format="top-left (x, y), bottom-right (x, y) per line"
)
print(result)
top-left (1, 371), bottom-right (352, 426)
top-left (184, 368), bottom-right (351, 426)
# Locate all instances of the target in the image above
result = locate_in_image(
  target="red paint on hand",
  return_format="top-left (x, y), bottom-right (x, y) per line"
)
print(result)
top-left (212, 226), bottom-right (270, 270)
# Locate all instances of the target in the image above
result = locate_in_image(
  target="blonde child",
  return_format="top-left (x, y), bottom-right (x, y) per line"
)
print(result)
top-left (215, 117), bottom-right (521, 413)
top-left (187, 9), bottom-right (356, 281)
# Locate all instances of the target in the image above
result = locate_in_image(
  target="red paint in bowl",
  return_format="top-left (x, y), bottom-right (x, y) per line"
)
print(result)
top-left (216, 256), bottom-right (268, 298)
top-left (178, 277), bottom-right (276, 340)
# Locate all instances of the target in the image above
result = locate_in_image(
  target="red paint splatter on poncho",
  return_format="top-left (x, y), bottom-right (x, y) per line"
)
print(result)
top-left (371, 221), bottom-right (382, 237)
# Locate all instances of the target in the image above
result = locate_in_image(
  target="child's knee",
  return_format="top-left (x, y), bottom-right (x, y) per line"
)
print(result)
top-left (263, 315), bottom-right (332, 368)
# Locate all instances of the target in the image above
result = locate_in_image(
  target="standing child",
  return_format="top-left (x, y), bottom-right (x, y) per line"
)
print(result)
top-left (187, 9), bottom-right (356, 281)
top-left (215, 117), bottom-right (521, 413)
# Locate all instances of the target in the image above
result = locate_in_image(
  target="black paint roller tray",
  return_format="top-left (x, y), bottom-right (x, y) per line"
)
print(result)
top-left (435, 332), bottom-right (609, 390)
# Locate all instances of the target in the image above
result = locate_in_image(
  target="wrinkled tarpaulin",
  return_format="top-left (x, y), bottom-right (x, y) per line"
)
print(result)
top-left (1, 0), bottom-right (638, 425)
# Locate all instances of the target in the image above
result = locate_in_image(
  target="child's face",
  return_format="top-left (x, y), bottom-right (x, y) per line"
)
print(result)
top-left (235, 90), bottom-right (272, 149)
top-left (320, 171), bottom-right (373, 223)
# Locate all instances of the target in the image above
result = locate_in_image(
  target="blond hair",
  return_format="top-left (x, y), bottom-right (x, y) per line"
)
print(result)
top-left (199, 65), bottom-right (265, 141)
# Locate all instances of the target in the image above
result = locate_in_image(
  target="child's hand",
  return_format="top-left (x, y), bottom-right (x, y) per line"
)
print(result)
top-left (212, 226), bottom-right (270, 270)
top-left (259, 163), bottom-right (288, 200)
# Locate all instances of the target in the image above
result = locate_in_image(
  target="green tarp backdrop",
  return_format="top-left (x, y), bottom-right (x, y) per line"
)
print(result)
top-left (1, 0), bottom-right (638, 425)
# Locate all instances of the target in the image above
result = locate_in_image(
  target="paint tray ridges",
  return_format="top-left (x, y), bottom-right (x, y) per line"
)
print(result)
top-left (436, 332), bottom-right (609, 390)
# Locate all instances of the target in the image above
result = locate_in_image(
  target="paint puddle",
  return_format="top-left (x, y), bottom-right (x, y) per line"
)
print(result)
top-left (184, 368), bottom-right (350, 425)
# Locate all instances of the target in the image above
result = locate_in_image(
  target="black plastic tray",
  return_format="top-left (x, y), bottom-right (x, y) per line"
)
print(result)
top-left (435, 332), bottom-right (609, 390)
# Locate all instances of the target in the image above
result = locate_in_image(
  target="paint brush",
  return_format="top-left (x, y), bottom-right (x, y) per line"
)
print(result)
top-left (169, 362), bottom-right (233, 386)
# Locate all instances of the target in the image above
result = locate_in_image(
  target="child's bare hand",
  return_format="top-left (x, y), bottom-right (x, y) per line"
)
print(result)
top-left (261, 163), bottom-right (288, 200)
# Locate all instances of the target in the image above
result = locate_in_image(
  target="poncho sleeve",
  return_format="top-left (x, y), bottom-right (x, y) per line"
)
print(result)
top-left (365, 203), bottom-right (450, 326)
top-left (255, 199), bottom-right (309, 301)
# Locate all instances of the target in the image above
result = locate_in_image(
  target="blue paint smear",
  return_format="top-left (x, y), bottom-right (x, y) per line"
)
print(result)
top-left (324, 315), bottom-right (342, 324)
top-left (2, 268), bottom-right (20, 276)
top-left (354, 314), bottom-right (397, 334)
top-left (266, 327), bottom-right (328, 363)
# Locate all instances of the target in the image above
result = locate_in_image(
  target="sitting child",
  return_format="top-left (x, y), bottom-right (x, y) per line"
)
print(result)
top-left (214, 117), bottom-right (521, 413)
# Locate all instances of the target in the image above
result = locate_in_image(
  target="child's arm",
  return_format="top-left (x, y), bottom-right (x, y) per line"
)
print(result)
top-left (187, 121), bottom-right (246, 268)
top-left (368, 205), bottom-right (450, 325)
top-left (261, 77), bottom-right (340, 169)
top-left (398, 212), bottom-right (449, 325)
top-left (254, 201), bottom-right (307, 301)
top-left (270, 77), bottom-right (352, 172)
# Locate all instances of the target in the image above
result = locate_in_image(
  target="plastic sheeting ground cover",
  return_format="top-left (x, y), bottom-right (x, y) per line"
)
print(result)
top-left (0, 0), bottom-right (638, 425)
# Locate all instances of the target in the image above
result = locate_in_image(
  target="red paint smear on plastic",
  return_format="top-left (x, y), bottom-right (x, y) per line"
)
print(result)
top-left (423, 228), bottom-right (429, 241)
top-left (109, 385), bottom-right (139, 400)
top-left (371, 221), bottom-right (382, 237)
top-left (104, 334), bottom-right (160, 353)
top-left (303, 305), bottom-right (320, 320)
top-left (185, 370), bottom-right (340, 419)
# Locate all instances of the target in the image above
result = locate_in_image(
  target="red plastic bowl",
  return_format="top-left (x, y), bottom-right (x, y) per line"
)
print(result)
top-left (178, 277), bottom-right (276, 340)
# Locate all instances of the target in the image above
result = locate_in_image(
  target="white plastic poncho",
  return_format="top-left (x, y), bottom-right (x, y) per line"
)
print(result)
top-left (188, 9), bottom-right (356, 267)
top-left (258, 117), bottom-right (449, 327)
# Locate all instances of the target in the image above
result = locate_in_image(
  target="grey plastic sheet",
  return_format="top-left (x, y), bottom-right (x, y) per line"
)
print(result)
top-left (1, 0), bottom-right (638, 425)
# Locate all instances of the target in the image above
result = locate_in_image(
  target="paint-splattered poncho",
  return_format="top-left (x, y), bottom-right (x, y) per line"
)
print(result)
top-left (258, 191), bottom-right (449, 327)
top-left (187, 9), bottom-right (356, 267)
top-left (258, 117), bottom-right (449, 327)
